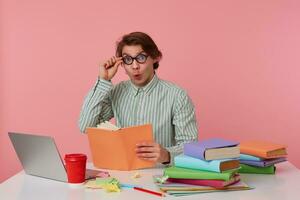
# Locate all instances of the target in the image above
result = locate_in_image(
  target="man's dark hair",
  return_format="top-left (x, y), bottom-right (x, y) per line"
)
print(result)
top-left (116, 32), bottom-right (162, 69)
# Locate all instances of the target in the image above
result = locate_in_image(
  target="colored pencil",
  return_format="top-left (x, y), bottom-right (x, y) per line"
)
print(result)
top-left (134, 187), bottom-right (165, 197)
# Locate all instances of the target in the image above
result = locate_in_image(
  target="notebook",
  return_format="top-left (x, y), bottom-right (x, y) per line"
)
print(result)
top-left (8, 132), bottom-right (102, 182)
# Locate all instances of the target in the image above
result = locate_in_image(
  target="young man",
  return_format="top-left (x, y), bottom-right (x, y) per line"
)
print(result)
top-left (79, 32), bottom-right (198, 164)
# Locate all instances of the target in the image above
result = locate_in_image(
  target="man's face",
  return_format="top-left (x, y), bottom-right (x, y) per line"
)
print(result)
top-left (121, 45), bottom-right (157, 87)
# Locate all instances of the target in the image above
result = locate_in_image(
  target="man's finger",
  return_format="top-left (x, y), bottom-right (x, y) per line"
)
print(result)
top-left (135, 147), bottom-right (157, 153)
top-left (137, 152), bottom-right (158, 158)
top-left (136, 142), bottom-right (156, 147)
top-left (141, 157), bottom-right (157, 161)
top-left (115, 60), bottom-right (123, 67)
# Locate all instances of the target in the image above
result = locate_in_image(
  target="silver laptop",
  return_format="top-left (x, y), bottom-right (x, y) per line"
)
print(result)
top-left (8, 132), bottom-right (100, 182)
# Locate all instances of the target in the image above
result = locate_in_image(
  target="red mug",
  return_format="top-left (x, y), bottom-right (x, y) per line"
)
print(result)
top-left (64, 153), bottom-right (87, 184)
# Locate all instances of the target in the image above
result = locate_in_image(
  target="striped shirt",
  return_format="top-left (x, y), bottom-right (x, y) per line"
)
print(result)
top-left (78, 74), bottom-right (198, 164)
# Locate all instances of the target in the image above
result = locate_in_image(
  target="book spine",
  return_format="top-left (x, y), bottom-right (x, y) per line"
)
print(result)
top-left (238, 164), bottom-right (275, 174)
top-left (240, 157), bottom-right (286, 167)
top-left (164, 167), bottom-right (233, 181)
top-left (240, 160), bottom-right (266, 167)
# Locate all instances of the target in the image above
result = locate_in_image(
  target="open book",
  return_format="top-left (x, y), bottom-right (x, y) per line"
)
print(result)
top-left (87, 121), bottom-right (155, 170)
top-left (96, 121), bottom-right (120, 131)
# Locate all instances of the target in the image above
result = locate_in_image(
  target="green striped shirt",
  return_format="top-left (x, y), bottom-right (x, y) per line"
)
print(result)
top-left (78, 75), bottom-right (198, 164)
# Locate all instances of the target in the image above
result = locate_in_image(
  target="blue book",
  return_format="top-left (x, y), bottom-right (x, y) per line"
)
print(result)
top-left (240, 154), bottom-right (263, 161)
top-left (174, 154), bottom-right (240, 173)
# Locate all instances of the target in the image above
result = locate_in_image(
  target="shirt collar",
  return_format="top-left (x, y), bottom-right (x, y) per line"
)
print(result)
top-left (129, 74), bottom-right (159, 96)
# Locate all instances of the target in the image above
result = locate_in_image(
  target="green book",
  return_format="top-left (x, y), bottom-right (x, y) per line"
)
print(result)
top-left (238, 163), bottom-right (276, 174)
top-left (164, 166), bottom-right (237, 181)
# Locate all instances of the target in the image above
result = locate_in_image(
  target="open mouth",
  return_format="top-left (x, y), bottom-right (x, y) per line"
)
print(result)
top-left (133, 74), bottom-right (142, 80)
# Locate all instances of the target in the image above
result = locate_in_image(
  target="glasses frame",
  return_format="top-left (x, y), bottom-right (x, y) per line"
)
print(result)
top-left (122, 53), bottom-right (149, 65)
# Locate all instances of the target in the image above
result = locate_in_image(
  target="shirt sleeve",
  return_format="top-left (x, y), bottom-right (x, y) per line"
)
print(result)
top-left (78, 78), bottom-right (114, 133)
top-left (165, 90), bottom-right (199, 165)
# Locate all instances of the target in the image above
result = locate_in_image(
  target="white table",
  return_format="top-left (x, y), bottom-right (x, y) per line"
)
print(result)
top-left (1, 162), bottom-right (300, 200)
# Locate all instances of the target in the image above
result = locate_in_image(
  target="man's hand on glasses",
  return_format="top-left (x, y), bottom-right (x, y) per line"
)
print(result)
top-left (99, 56), bottom-right (123, 81)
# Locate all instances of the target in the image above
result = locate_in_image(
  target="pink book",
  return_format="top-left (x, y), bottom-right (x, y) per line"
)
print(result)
top-left (167, 174), bottom-right (240, 188)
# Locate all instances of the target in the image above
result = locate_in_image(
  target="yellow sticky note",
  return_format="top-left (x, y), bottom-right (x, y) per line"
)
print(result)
top-left (102, 183), bottom-right (121, 193)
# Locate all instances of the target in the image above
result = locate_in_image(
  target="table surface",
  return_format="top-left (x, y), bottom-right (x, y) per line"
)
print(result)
top-left (1, 162), bottom-right (300, 200)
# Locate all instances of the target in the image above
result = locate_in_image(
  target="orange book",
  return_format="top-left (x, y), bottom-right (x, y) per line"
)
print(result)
top-left (87, 124), bottom-right (155, 170)
top-left (240, 141), bottom-right (287, 159)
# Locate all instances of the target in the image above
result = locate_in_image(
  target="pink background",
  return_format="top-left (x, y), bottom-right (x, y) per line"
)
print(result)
top-left (1, 0), bottom-right (300, 183)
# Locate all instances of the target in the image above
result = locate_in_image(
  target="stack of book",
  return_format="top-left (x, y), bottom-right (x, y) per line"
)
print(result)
top-left (158, 139), bottom-right (252, 196)
top-left (239, 141), bottom-right (287, 174)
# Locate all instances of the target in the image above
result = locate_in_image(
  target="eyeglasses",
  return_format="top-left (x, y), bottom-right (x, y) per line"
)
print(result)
top-left (122, 54), bottom-right (149, 65)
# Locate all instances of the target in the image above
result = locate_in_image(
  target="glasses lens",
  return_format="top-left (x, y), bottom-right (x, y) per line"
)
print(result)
top-left (136, 54), bottom-right (147, 63)
top-left (123, 56), bottom-right (133, 65)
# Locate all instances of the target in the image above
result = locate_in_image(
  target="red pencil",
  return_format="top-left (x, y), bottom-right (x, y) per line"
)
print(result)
top-left (133, 187), bottom-right (165, 197)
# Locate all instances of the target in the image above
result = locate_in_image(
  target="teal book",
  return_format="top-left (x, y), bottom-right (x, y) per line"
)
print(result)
top-left (240, 153), bottom-right (263, 161)
top-left (174, 154), bottom-right (240, 173)
top-left (238, 163), bottom-right (276, 174)
top-left (164, 166), bottom-right (238, 181)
